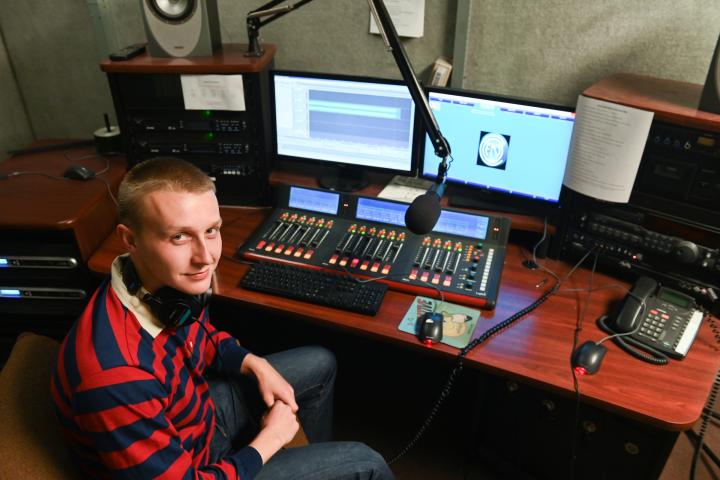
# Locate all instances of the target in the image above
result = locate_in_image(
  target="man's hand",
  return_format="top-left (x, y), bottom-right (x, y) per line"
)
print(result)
top-left (240, 354), bottom-right (299, 412)
top-left (249, 401), bottom-right (300, 463)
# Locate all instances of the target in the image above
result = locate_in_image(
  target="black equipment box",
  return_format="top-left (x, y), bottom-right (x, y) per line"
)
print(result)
top-left (101, 44), bottom-right (276, 206)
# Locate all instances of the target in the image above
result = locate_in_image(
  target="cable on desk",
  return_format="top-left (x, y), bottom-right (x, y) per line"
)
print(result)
top-left (387, 246), bottom-right (598, 465)
top-left (569, 250), bottom-right (598, 480)
top-left (1, 152), bottom-right (121, 206)
top-left (388, 281), bottom-right (561, 465)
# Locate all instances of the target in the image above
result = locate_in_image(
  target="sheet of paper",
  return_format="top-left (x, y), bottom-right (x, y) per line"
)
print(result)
top-left (180, 75), bottom-right (246, 111)
top-left (369, 0), bottom-right (425, 38)
top-left (377, 184), bottom-right (426, 203)
top-left (377, 175), bottom-right (433, 203)
top-left (563, 95), bottom-right (653, 203)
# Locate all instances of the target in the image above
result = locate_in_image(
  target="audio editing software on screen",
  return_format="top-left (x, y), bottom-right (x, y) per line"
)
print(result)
top-left (274, 74), bottom-right (416, 172)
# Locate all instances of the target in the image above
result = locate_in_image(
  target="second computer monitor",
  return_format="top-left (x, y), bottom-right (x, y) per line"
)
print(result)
top-left (272, 71), bottom-right (418, 192)
top-left (421, 88), bottom-right (575, 212)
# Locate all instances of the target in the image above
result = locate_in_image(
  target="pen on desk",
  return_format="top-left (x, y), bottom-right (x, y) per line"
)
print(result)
top-left (536, 278), bottom-right (548, 288)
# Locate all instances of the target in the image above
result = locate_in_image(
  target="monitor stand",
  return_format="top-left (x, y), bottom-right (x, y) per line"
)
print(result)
top-left (449, 191), bottom-right (534, 216)
top-left (318, 165), bottom-right (369, 192)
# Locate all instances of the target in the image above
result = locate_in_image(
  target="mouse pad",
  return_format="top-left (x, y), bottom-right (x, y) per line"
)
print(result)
top-left (398, 296), bottom-right (481, 348)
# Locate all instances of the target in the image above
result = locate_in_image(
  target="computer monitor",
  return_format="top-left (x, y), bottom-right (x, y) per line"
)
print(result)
top-left (421, 87), bottom-right (575, 213)
top-left (272, 70), bottom-right (418, 192)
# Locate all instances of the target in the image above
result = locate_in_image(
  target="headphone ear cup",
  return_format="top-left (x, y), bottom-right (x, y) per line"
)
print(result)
top-left (143, 288), bottom-right (208, 327)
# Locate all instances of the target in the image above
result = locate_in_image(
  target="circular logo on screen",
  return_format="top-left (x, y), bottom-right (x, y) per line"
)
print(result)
top-left (477, 132), bottom-right (509, 170)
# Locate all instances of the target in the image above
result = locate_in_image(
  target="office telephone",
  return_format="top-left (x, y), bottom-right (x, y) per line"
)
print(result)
top-left (597, 276), bottom-right (705, 363)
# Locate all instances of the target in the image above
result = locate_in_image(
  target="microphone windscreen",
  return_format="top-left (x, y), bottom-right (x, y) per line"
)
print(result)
top-left (405, 193), bottom-right (441, 235)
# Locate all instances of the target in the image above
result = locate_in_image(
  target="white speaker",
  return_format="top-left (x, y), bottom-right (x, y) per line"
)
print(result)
top-left (140, 0), bottom-right (221, 58)
top-left (699, 33), bottom-right (720, 114)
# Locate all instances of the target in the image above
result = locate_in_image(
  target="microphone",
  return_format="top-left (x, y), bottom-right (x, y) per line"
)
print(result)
top-left (368, 0), bottom-right (453, 234)
top-left (405, 181), bottom-right (446, 235)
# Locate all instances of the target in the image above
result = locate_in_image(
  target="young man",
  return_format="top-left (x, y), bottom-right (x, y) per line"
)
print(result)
top-left (51, 158), bottom-right (394, 479)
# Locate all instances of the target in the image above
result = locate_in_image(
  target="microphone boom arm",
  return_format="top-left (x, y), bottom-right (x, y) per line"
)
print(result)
top-left (246, 0), bottom-right (315, 56)
top-left (367, 0), bottom-right (451, 185)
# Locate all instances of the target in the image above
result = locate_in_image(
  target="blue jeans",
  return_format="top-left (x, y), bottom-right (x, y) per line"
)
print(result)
top-left (208, 346), bottom-right (395, 480)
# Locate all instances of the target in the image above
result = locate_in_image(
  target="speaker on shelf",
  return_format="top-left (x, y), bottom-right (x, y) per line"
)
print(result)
top-left (699, 32), bottom-right (720, 114)
top-left (140, 0), bottom-right (221, 58)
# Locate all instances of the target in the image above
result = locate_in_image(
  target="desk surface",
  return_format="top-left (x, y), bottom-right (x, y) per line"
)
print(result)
top-left (1, 142), bottom-right (127, 261)
top-left (88, 205), bottom-right (720, 432)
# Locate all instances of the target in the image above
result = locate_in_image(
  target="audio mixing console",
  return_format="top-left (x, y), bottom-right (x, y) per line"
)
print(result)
top-left (236, 185), bottom-right (511, 309)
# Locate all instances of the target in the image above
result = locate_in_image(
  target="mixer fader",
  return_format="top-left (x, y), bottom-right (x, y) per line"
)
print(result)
top-left (237, 185), bottom-right (511, 309)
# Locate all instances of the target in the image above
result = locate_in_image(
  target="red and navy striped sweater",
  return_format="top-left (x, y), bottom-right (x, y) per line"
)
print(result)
top-left (51, 279), bottom-right (262, 479)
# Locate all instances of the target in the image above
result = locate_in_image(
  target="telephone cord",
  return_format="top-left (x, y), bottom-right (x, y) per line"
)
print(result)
top-left (387, 280), bottom-right (559, 465)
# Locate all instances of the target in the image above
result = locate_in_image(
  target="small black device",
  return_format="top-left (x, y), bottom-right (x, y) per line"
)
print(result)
top-left (109, 43), bottom-right (147, 61)
top-left (63, 165), bottom-right (95, 181)
top-left (121, 257), bottom-right (208, 328)
top-left (240, 261), bottom-right (388, 315)
top-left (416, 311), bottom-right (443, 345)
top-left (571, 340), bottom-right (607, 375)
top-left (597, 276), bottom-right (704, 363)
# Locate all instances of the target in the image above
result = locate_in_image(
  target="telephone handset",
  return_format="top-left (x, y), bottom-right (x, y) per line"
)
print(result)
top-left (598, 276), bottom-right (704, 362)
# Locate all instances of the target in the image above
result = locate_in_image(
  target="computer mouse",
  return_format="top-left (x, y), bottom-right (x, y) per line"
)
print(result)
top-left (417, 312), bottom-right (443, 346)
top-left (63, 165), bottom-right (95, 181)
top-left (571, 341), bottom-right (607, 375)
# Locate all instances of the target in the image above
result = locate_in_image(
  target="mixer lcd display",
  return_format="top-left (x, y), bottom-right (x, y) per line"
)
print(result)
top-left (288, 186), bottom-right (340, 215)
top-left (356, 198), bottom-right (409, 227)
top-left (435, 210), bottom-right (489, 239)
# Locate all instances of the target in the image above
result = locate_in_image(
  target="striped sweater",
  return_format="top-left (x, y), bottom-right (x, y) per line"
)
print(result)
top-left (51, 275), bottom-right (262, 479)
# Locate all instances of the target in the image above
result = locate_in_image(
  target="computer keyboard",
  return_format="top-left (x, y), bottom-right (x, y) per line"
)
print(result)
top-left (240, 262), bottom-right (388, 315)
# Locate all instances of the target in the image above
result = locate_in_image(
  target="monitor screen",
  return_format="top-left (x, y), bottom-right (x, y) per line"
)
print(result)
top-left (272, 71), bottom-right (417, 174)
top-left (421, 89), bottom-right (575, 204)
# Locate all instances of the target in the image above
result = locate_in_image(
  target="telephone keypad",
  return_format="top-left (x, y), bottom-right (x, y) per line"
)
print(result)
top-left (640, 308), bottom-right (671, 340)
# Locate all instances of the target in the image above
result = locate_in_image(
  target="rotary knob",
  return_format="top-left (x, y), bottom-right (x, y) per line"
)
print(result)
top-left (673, 241), bottom-right (700, 263)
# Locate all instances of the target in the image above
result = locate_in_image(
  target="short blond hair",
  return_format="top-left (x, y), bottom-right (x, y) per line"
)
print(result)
top-left (118, 157), bottom-right (215, 230)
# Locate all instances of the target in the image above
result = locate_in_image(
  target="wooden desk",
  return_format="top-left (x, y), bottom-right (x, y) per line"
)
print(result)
top-left (88, 205), bottom-right (720, 433)
top-left (1, 141), bottom-right (127, 261)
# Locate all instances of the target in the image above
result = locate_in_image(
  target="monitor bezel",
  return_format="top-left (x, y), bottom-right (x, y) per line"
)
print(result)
top-left (420, 86), bottom-right (576, 213)
top-left (270, 69), bottom-right (421, 177)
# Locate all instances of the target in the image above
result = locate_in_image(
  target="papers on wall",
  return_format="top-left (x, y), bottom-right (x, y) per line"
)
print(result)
top-left (180, 75), bottom-right (246, 111)
top-left (369, 0), bottom-right (425, 38)
top-left (563, 95), bottom-right (654, 203)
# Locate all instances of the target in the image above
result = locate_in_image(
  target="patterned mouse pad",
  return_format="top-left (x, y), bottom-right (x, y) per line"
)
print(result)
top-left (398, 296), bottom-right (481, 348)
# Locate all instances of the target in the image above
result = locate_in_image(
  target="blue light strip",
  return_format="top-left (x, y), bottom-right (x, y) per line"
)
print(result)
top-left (0, 289), bottom-right (22, 297)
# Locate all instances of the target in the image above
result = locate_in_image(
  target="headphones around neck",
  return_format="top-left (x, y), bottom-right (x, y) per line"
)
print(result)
top-left (121, 257), bottom-right (209, 328)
